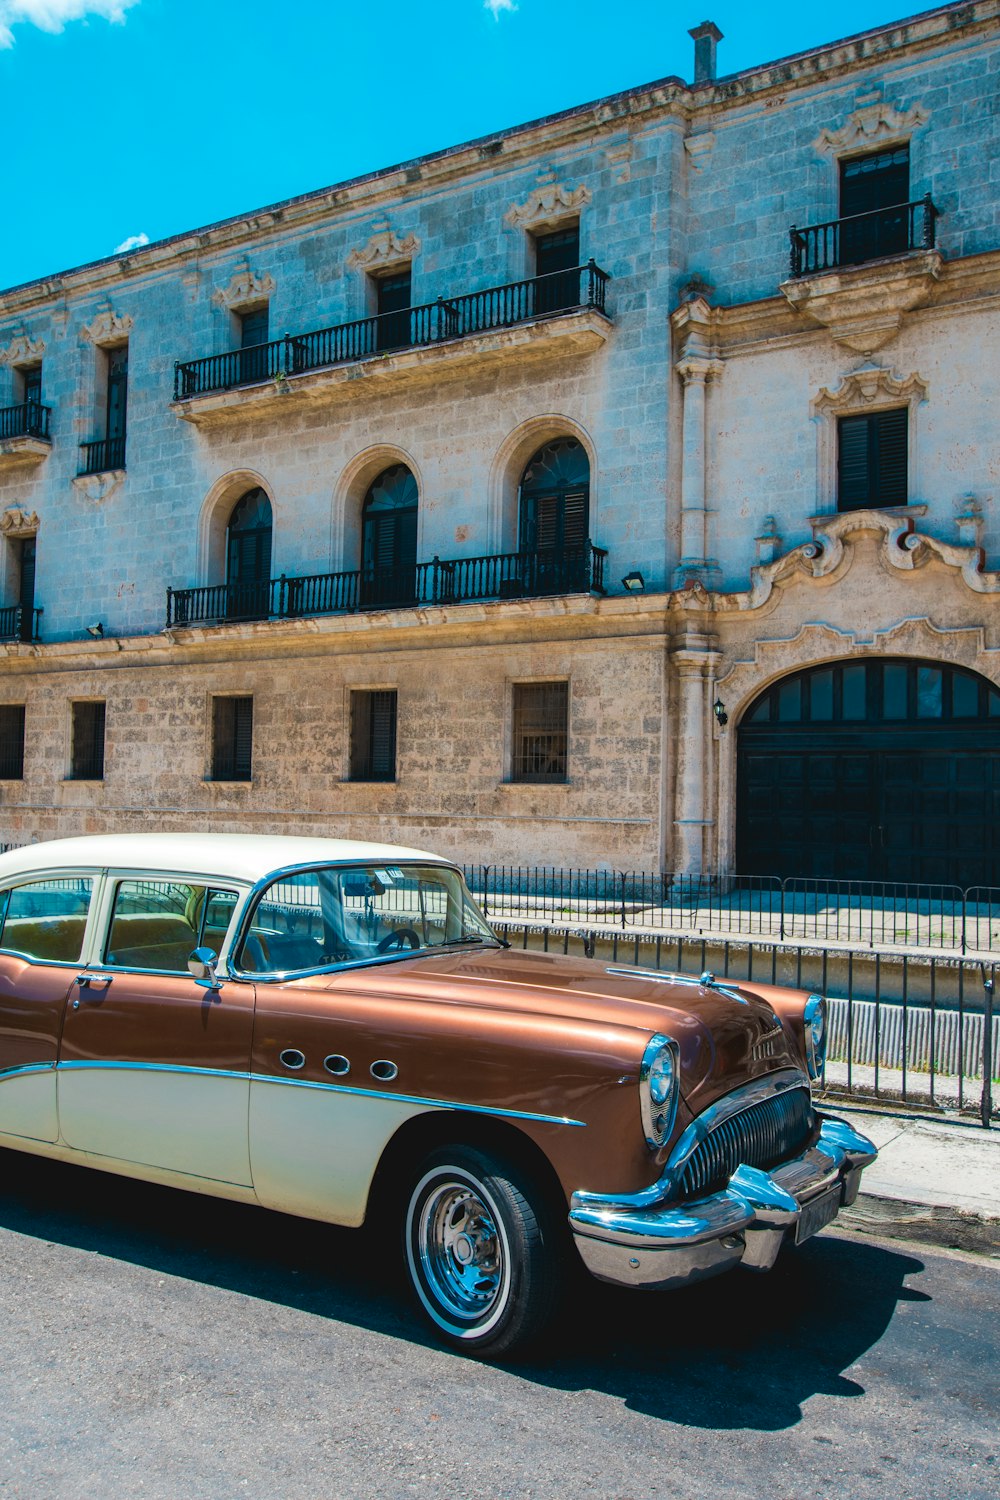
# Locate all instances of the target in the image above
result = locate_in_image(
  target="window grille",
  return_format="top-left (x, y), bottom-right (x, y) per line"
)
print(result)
top-left (212, 696), bottom-right (253, 781)
top-left (70, 701), bottom-right (106, 780)
top-left (350, 690), bottom-right (397, 781)
top-left (512, 682), bottom-right (568, 783)
top-left (0, 705), bottom-right (25, 779)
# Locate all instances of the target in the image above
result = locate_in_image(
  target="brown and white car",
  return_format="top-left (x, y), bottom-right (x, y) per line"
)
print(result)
top-left (0, 833), bottom-right (876, 1357)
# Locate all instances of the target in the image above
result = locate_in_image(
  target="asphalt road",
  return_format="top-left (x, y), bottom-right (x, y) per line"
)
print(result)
top-left (0, 1147), bottom-right (996, 1500)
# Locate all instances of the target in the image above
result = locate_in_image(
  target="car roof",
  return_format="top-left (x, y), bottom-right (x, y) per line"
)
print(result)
top-left (0, 832), bottom-right (452, 886)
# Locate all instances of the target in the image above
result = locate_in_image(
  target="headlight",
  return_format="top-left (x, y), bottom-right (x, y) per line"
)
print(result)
top-left (803, 993), bottom-right (827, 1079)
top-left (639, 1033), bottom-right (679, 1149)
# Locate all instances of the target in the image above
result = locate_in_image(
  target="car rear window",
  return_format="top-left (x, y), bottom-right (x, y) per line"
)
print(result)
top-left (0, 877), bottom-right (94, 963)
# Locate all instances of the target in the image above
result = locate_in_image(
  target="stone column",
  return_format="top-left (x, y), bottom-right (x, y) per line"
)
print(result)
top-left (672, 644), bottom-right (719, 876)
top-left (671, 300), bottom-right (722, 589)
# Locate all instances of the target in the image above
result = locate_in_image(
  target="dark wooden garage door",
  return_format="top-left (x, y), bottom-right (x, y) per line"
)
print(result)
top-left (736, 659), bottom-right (1000, 888)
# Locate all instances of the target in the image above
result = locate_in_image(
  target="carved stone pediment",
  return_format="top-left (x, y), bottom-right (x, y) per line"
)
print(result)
top-left (0, 506), bottom-right (39, 536)
top-left (504, 182), bottom-right (591, 230)
top-left (211, 268), bottom-right (276, 310)
top-left (0, 335), bottom-right (45, 367)
top-left (81, 309), bottom-right (134, 346)
top-left (811, 365), bottom-right (928, 417)
top-left (781, 250), bottom-right (942, 352)
top-left (814, 103), bottom-right (929, 156)
top-left (346, 231), bottom-right (421, 272)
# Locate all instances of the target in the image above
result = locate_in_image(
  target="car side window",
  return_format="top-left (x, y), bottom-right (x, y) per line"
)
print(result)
top-left (0, 877), bottom-right (94, 963)
top-left (103, 880), bottom-right (239, 973)
top-left (239, 871), bottom-right (330, 973)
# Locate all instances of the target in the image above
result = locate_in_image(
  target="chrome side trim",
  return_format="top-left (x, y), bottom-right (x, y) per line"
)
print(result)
top-left (572, 1067), bottom-right (811, 1213)
top-left (49, 1059), bottom-right (584, 1128)
top-left (0, 1061), bottom-right (56, 1081)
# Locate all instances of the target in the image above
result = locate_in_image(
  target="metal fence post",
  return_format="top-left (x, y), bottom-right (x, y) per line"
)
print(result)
top-left (981, 964), bottom-right (995, 1129)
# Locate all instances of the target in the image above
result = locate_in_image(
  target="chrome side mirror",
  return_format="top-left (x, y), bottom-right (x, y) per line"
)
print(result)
top-left (188, 946), bottom-right (221, 991)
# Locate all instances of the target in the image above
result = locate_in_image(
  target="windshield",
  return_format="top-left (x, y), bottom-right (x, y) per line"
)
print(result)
top-left (237, 862), bottom-right (498, 975)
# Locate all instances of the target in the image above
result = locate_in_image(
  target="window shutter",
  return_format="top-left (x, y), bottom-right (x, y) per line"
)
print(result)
top-left (837, 415), bottom-right (872, 511)
top-left (874, 407), bottom-right (907, 506)
top-left (0, 705), bottom-right (25, 779)
top-left (233, 698), bottom-right (254, 780)
top-left (562, 490), bottom-right (588, 550)
top-left (840, 146), bottom-right (909, 217)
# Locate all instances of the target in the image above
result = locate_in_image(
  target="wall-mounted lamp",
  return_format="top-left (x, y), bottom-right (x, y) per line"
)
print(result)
top-left (622, 571), bottom-right (646, 593)
top-left (713, 697), bottom-right (728, 728)
top-left (85, 622), bottom-right (104, 639)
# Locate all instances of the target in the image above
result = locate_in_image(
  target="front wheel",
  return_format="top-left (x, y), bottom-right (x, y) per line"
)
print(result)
top-left (403, 1145), bottom-right (561, 1359)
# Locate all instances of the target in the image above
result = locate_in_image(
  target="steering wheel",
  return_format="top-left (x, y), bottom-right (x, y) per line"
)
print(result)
top-left (376, 927), bottom-right (421, 954)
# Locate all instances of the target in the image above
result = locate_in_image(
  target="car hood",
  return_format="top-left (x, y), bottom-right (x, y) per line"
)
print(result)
top-left (319, 946), bottom-right (803, 1113)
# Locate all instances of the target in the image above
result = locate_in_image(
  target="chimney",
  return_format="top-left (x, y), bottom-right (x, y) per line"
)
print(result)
top-left (689, 21), bottom-right (723, 84)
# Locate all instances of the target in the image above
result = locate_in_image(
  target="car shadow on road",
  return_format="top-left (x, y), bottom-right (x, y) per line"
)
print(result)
top-left (0, 1145), bottom-right (929, 1432)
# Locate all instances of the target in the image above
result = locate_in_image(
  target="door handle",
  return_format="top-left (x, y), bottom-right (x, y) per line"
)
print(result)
top-left (76, 973), bottom-right (114, 987)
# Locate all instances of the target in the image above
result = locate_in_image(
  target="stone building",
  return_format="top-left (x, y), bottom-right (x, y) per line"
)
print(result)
top-left (0, 0), bottom-right (998, 886)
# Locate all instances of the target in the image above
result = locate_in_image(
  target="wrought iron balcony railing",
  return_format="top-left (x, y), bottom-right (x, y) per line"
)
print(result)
top-left (78, 434), bottom-right (126, 475)
top-left (174, 262), bottom-right (611, 400)
top-left (0, 401), bottom-right (51, 442)
top-left (0, 605), bottom-right (43, 642)
top-left (789, 195), bottom-right (938, 277)
top-left (166, 543), bottom-right (608, 627)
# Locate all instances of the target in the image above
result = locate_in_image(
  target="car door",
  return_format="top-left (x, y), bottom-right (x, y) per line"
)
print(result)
top-left (57, 874), bottom-right (255, 1186)
top-left (0, 872), bottom-right (97, 1144)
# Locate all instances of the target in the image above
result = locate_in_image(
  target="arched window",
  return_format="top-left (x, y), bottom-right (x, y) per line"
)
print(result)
top-left (226, 487), bottom-right (273, 620)
top-left (361, 465), bottom-right (418, 606)
top-left (518, 437), bottom-right (590, 593)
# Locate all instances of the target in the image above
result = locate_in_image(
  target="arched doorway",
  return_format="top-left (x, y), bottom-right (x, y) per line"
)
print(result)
top-left (226, 487), bottom-right (273, 620)
top-left (736, 658), bottom-right (1000, 887)
top-left (518, 437), bottom-right (590, 593)
top-left (361, 464), bottom-right (418, 606)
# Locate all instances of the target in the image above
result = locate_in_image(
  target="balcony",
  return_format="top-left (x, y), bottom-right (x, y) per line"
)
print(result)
top-left (788, 196), bottom-right (938, 277)
top-left (782, 197), bottom-right (942, 354)
top-left (78, 434), bottom-right (126, 476)
top-left (172, 264), bottom-right (612, 422)
top-left (166, 543), bottom-right (608, 627)
top-left (0, 401), bottom-right (51, 465)
top-left (0, 605), bottom-right (43, 643)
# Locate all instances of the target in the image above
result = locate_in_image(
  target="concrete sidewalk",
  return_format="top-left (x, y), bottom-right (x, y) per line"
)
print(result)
top-left (832, 1103), bottom-right (1000, 1256)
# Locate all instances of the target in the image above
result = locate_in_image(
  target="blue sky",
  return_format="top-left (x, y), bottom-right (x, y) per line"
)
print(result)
top-left (4, 0), bottom-right (932, 292)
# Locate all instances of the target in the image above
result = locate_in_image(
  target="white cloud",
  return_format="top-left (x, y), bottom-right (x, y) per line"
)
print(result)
top-left (484, 0), bottom-right (516, 18)
top-left (113, 231), bottom-right (150, 254)
top-left (0, 0), bottom-right (141, 48)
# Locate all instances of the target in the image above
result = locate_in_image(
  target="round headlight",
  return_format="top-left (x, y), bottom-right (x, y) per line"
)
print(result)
top-left (639, 1034), bottom-right (679, 1149)
top-left (804, 993), bottom-right (827, 1079)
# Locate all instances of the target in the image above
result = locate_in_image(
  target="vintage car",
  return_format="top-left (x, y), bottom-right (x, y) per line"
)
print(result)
top-left (0, 833), bottom-right (875, 1357)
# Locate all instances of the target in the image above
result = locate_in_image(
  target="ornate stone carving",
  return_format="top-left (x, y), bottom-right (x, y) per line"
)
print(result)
top-left (0, 335), bottom-right (45, 367)
top-left (80, 309), bottom-right (134, 346)
top-left (346, 231), bottom-right (421, 272)
top-left (504, 182), bottom-right (591, 230)
top-left (811, 366), bottom-right (928, 416)
top-left (0, 507), bottom-right (39, 536)
top-left (71, 471), bottom-right (125, 504)
top-left (814, 102), bottom-right (929, 156)
top-left (211, 268), bottom-right (276, 311)
top-left (781, 250), bottom-right (942, 353)
top-left (684, 133), bottom-right (715, 170)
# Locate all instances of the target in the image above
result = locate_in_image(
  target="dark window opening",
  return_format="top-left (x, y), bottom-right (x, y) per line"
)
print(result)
top-left (375, 269), bottom-right (412, 351)
top-left (361, 465), bottom-right (418, 607)
top-left (533, 225), bottom-right (580, 314)
top-left (518, 437), bottom-right (590, 592)
top-left (239, 306), bottom-right (270, 383)
top-left (350, 690), bottom-right (397, 782)
top-left (0, 705), bottom-right (25, 779)
top-left (212, 696), bottom-right (253, 781)
top-left (70, 701), bottom-right (106, 781)
top-left (226, 487), bottom-right (273, 619)
top-left (16, 536), bottom-right (35, 643)
top-left (106, 346), bottom-right (128, 443)
top-left (20, 366), bottom-right (42, 407)
top-left (512, 681), bottom-right (568, 783)
top-left (838, 407), bottom-right (907, 511)
top-left (839, 146), bottom-right (910, 263)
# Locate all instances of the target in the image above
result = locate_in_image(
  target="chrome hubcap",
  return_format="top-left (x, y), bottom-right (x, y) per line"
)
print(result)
top-left (418, 1180), bottom-right (504, 1321)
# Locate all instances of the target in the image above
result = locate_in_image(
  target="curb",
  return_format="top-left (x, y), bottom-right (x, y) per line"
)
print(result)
top-left (840, 1191), bottom-right (1000, 1257)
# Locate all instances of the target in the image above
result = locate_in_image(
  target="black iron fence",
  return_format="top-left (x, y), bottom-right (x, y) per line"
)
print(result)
top-left (463, 865), bottom-right (1000, 956)
top-left (78, 434), bottom-right (126, 475)
top-left (0, 400), bottom-right (51, 442)
top-left (174, 262), bottom-right (610, 399)
top-left (495, 922), bottom-right (998, 1127)
top-left (0, 605), bottom-right (43, 642)
top-left (789, 194), bottom-right (938, 277)
top-left (166, 543), bottom-right (608, 626)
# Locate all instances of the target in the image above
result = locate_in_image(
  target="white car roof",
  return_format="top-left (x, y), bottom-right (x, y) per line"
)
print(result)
top-left (0, 832), bottom-right (452, 887)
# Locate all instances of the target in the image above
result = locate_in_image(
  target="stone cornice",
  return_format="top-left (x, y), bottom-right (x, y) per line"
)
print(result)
top-left (2, 5), bottom-right (997, 317)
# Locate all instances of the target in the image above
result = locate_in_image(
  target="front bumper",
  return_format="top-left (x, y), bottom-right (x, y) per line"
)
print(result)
top-left (569, 1115), bottom-right (877, 1291)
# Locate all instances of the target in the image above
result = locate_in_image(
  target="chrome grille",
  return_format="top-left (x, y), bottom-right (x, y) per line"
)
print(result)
top-left (678, 1086), bottom-right (815, 1199)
